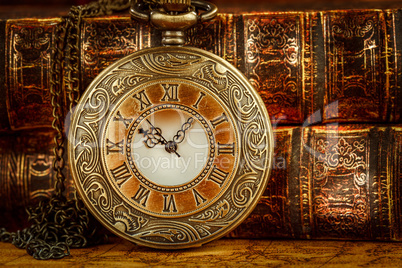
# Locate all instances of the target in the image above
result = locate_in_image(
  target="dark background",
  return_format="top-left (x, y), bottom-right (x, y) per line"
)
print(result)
top-left (1, 0), bottom-right (402, 8)
top-left (0, 1), bottom-right (401, 19)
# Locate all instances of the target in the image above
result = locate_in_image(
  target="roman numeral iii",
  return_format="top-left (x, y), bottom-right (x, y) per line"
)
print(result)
top-left (207, 166), bottom-right (229, 187)
top-left (217, 142), bottom-right (235, 155)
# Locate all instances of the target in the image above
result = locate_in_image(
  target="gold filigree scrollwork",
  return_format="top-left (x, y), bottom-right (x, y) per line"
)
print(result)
top-left (113, 203), bottom-right (147, 234)
top-left (82, 88), bottom-right (110, 124)
top-left (227, 82), bottom-right (258, 124)
top-left (195, 64), bottom-right (228, 93)
top-left (82, 174), bottom-right (113, 212)
top-left (242, 119), bottom-right (269, 171)
top-left (74, 88), bottom-right (110, 176)
top-left (332, 16), bottom-right (374, 39)
top-left (145, 52), bottom-right (203, 74)
top-left (189, 199), bottom-right (232, 224)
top-left (232, 173), bottom-right (259, 208)
top-left (136, 222), bottom-right (201, 243)
top-left (315, 137), bottom-right (367, 187)
top-left (74, 131), bottom-right (100, 178)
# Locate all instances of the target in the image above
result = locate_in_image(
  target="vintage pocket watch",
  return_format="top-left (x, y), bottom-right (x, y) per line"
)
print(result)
top-left (68, 0), bottom-right (274, 249)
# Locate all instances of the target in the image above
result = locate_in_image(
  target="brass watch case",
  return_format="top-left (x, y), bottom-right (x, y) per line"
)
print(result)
top-left (68, 46), bottom-right (274, 249)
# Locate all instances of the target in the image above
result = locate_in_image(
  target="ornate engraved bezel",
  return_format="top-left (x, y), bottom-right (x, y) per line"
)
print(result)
top-left (68, 46), bottom-right (274, 249)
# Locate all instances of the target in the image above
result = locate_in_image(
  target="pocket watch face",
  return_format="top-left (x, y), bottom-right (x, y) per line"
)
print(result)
top-left (69, 46), bottom-right (273, 249)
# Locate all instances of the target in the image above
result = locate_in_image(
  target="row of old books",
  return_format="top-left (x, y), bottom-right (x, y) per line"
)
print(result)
top-left (0, 6), bottom-right (401, 241)
top-left (1, 10), bottom-right (401, 131)
top-left (1, 125), bottom-right (401, 240)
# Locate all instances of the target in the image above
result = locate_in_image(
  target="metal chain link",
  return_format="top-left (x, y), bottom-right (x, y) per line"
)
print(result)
top-left (0, 0), bottom-right (131, 260)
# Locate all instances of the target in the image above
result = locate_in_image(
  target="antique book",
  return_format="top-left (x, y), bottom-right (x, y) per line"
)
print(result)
top-left (0, 129), bottom-right (75, 231)
top-left (1, 125), bottom-right (401, 241)
top-left (0, 8), bottom-right (401, 131)
top-left (230, 125), bottom-right (402, 241)
top-left (0, 3), bottom-right (401, 240)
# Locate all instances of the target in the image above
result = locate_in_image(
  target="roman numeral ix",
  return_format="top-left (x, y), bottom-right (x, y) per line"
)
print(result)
top-left (106, 138), bottom-right (124, 154)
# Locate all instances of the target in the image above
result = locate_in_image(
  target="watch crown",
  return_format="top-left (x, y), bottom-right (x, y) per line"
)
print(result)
top-left (159, 0), bottom-right (192, 12)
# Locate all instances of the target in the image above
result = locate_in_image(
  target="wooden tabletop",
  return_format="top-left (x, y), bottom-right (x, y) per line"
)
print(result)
top-left (1, 237), bottom-right (401, 267)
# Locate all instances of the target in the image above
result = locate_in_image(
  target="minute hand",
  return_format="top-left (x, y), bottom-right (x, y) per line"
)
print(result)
top-left (173, 117), bottom-right (194, 144)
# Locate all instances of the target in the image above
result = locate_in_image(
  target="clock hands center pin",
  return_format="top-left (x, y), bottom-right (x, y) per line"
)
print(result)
top-left (139, 119), bottom-right (181, 157)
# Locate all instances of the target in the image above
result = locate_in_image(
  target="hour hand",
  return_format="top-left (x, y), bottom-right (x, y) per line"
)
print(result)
top-left (139, 120), bottom-right (181, 158)
top-left (173, 117), bottom-right (194, 144)
top-left (138, 125), bottom-right (165, 148)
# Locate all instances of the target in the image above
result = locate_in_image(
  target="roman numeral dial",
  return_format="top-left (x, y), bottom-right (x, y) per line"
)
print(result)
top-left (104, 82), bottom-right (238, 218)
top-left (70, 43), bottom-right (274, 250)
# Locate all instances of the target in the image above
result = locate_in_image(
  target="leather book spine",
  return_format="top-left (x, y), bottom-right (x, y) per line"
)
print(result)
top-left (229, 125), bottom-right (402, 241)
top-left (4, 18), bottom-right (62, 131)
top-left (0, 129), bottom-right (74, 231)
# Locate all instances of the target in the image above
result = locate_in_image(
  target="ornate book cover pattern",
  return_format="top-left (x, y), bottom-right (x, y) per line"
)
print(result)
top-left (387, 9), bottom-right (402, 123)
top-left (80, 17), bottom-right (151, 91)
top-left (243, 13), bottom-right (307, 125)
top-left (392, 127), bottom-right (402, 239)
top-left (306, 126), bottom-right (371, 239)
top-left (5, 19), bottom-right (61, 130)
top-left (1, 126), bottom-right (400, 240)
top-left (0, 131), bottom-right (71, 210)
top-left (230, 125), bottom-right (401, 241)
top-left (0, 130), bottom-right (74, 211)
top-left (185, 14), bottom-right (238, 67)
top-left (0, 130), bottom-right (75, 230)
top-left (322, 11), bottom-right (397, 123)
top-left (0, 19), bottom-right (9, 131)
